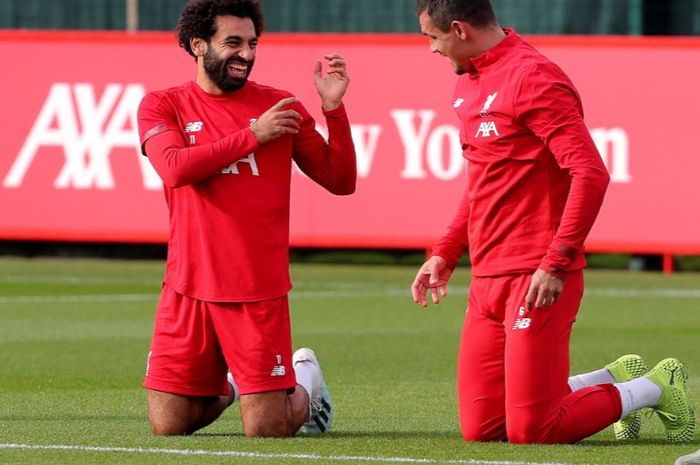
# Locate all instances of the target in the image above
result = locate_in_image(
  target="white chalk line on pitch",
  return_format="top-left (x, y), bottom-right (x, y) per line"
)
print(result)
top-left (3, 287), bottom-right (700, 304)
top-left (0, 443), bottom-right (620, 465)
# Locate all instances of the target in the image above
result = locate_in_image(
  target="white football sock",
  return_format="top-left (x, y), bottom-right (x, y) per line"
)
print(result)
top-left (568, 368), bottom-right (616, 391)
top-left (226, 372), bottom-right (240, 403)
top-left (614, 377), bottom-right (662, 419)
top-left (294, 360), bottom-right (316, 400)
top-left (674, 448), bottom-right (700, 465)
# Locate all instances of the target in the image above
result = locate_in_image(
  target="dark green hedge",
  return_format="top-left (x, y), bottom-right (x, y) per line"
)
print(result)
top-left (1, 0), bottom-right (698, 35)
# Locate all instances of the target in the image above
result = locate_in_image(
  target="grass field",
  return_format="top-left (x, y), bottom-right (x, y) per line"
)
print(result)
top-left (0, 257), bottom-right (698, 465)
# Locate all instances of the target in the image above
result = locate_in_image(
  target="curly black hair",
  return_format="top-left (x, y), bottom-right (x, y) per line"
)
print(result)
top-left (177, 0), bottom-right (265, 57)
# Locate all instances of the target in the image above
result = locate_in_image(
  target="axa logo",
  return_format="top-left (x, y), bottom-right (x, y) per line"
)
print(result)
top-left (220, 153), bottom-right (259, 176)
top-left (475, 121), bottom-right (499, 138)
top-left (184, 121), bottom-right (203, 133)
top-left (2, 83), bottom-right (162, 190)
top-left (217, 117), bottom-right (261, 176)
top-left (479, 92), bottom-right (498, 117)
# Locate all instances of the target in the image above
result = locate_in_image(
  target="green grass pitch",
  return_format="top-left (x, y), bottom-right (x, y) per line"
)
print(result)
top-left (0, 258), bottom-right (698, 465)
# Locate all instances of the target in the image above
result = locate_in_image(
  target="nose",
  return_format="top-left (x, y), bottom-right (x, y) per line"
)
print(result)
top-left (239, 44), bottom-right (254, 61)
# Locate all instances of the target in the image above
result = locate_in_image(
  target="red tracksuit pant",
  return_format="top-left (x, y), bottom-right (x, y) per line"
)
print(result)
top-left (457, 270), bottom-right (622, 444)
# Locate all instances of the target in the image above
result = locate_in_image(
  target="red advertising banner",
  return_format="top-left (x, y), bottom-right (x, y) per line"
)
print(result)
top-left (1, 31), bottom-right (699, 254)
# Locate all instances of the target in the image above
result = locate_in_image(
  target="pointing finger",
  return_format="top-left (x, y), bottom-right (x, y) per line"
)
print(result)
top-left (270, 97), bottom-right (298, 111)
top-left (430, 287), bottom-right (440, 304)
top-left (411, 278), bottom-right (423, 303)
top-left (525, 284), bottom-right (537, 311)
top-left (324, 53), bottom-right (344, 61)
top-left (279, 109), bottom-right (302, 121)
top-left (279, 118), bottom-right (301, 130)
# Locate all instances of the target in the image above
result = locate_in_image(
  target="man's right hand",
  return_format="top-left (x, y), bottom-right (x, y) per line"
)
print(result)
top-left (411, 256), bottom-right (453, 308)
top-left (250, 97), bottom-right (302, 145)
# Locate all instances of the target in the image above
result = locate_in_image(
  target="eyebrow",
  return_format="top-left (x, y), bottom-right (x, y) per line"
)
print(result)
top-left (222, 35), bottom-right (258, 43)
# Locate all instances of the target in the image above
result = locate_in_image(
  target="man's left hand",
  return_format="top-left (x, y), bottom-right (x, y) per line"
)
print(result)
top-left (525, 268), bottom-right (564, 311)
top-left (314, 53), bottom-right (349, 111)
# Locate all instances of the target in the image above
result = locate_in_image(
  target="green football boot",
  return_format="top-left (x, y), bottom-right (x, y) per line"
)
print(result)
top-left (605, 354), bottom-right (648, 440)
top-left (646, 358), bottom-right (695, 443)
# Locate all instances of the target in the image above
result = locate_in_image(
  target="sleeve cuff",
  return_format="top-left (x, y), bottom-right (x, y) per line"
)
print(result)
top-left (431, 249), bottom-right (459, 270)
top-left (538, 262), bottom-right (568, 280)
top-left (244, 127), bottom-right (261, 151)
top-left (322, 103), bottom-right (347, 117)
top-left (539, 241), bottom-right (579, 280)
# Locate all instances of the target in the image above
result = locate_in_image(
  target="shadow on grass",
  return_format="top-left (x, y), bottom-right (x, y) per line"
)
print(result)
top-left (195, 431), bottom-right (462, 440)
top-left (194, 433), bottom-right (700, 449)
top-left (581, 439), bottom-right (700, 447)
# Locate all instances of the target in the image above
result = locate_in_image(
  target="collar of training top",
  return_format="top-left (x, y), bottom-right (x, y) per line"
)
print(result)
top-left (468, 28), bottom-right (519, 75)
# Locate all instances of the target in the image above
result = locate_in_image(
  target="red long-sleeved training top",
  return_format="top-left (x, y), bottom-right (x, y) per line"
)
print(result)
top-left (138, 80), bottom-right (356, 302)
top-left (432, 29), bottom-right (610, 279)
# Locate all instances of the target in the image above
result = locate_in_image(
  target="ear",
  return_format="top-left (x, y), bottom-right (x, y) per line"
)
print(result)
top-left (451, 20), bottom-right (469, 40)
top-left (190, 37), bottom-right (207, 57)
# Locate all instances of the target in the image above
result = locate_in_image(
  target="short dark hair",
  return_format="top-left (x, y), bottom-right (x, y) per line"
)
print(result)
top-left (177, 0), bottom-right (264, 57)
top-left (415, 0), bottom-right (497, 31)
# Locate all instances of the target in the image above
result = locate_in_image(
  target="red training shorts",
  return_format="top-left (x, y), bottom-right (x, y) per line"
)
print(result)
top-left (143, 284), bottom-right (296, 397)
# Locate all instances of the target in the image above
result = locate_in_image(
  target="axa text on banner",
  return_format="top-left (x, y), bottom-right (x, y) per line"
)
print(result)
top-left (1, 32), bottom-right (699, 253)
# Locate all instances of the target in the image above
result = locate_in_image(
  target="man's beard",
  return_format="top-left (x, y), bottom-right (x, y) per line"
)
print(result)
top-left (203, 47), bottom-right (253, 92)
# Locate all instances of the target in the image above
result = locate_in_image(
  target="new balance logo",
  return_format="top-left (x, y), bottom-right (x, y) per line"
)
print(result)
top-left (479, 92), bottom-right (498, 117)
top-left (512, 318), bottom-right (532, 330)
top-left (475, 121), bottom-right (499, 138)
top-left (453, 98), bottom-right (464, 109)
top-left (184, 121), bottom-right (204, 133)
top-left (270, 365), bottom-right (286, 377)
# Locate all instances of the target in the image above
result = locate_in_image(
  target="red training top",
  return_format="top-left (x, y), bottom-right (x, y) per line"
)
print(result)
top-left (432, 29), bottom-right (610, 279)
top-left (138, 80), bottom-right (356, 302)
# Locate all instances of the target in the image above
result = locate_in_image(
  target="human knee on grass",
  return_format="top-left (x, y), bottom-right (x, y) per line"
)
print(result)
top-left (236, 347), bottom-right (332, 437)
top-left (148, 383), bottom-right (309, 438)
top-left (147, 389), bottom-right (233, 436)
top-left (239, 389), bottom-right (309, 437)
